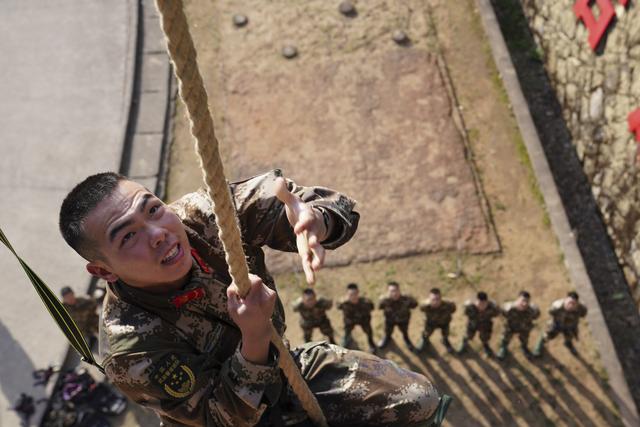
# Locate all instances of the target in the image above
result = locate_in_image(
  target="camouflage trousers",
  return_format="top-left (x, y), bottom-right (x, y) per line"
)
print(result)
top-left (273, 342), bottom-right (445, 427)
top-left (499, 327), bottom-right (532, 347)
top-left (464, 321), bottom-right (493, 343)
top-left (383, 321), bottom-right (412, 343)
top-left (544, 322), bottom-right (578, 343)
top-left (301, 320), bottom-right (334, 343)
top-left (344, 321), bottom-right (376, 348)
top-left (421, 322), bottom-right (451, 340)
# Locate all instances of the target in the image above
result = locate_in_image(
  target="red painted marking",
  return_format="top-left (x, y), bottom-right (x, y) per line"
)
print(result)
top-left (629, 108), bottom-right (640, 142)
top-left (573, 0), bottom-right (616, 50)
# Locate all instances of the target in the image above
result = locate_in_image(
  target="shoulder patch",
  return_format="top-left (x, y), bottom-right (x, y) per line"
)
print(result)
top-left (151, 354), bottom-right (195, 399)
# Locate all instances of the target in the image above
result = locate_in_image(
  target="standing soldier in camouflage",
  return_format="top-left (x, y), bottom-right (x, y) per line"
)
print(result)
top-left (337, 283), bottom-right (376, 353)
top-left (292, 288), bottom-right (336, 344)
top-left (417, 288), bottom-right (456, 354)
top-left (60, 286), bottom-right (99, 349)
top-left (497, 291), bottom-right (540, 360)
top-left (378, 281), bottom-right (418, 352)
top-left (58, 170), bottom-right (451, 426)
top-left (533, 291), bottom-right (588, 357)
top-left (457, 291), bottom-right (500, 357)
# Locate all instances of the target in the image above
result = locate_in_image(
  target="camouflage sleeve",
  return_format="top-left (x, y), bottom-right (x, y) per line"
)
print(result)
top-left (463, 303), bottom-right (473, 317)
top-left (419, 300), bottom-right (428, 313)
top-left (579, 304), bottom-right (588, 318)
top-left (106, 345), bottom-right (281, 427)
top-left (230, 170), bottom-right (360, 251)
top-left (337, 300), bottom-right (345, 311)
top-left (532, 305), bottom-right (541, 319)
top-left (378, 298), bottom-right (387, 310)
top-left (322, 298), bottom-right (333, 310)
top-left (364, 298), bottom-right (374, 311)
top-left (408, 296), bottom-right (418, 309)
top-left (449, 302), bottom-right (457, 314)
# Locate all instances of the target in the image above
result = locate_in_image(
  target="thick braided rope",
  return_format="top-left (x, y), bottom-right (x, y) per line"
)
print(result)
top-left (153, 1), bottom-right (328, 425)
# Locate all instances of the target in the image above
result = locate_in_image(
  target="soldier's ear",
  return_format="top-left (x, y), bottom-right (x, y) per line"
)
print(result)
top-left (86, 262), bottom-right (119, 282)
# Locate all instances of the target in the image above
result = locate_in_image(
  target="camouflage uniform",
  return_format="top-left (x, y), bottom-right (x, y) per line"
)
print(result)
top-left (534, 299), bottom-right (588, 356)
top-left (98, 171), bottom-right (447, 427)
top-left (291, 297), bottom-right (335, 344)
top-left (498, 301), bottom-right (540, 358)
top-left (463, 300), bottom-right (500, 343)
top-left (418, 300), bottom-right (456, 351)
top-left (378, 295), bottom-right (418, 349)
top-left (336, 297), bottom-right (376, 350)
top-left (63, 296), bottom-right (99, 342)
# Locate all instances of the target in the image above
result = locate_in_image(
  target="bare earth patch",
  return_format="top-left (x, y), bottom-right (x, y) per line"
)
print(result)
top-left (156, 0), bottom-right (625, 426)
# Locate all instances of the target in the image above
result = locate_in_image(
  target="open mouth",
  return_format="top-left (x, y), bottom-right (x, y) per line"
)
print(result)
top-left (161, 243), bottom-right (183, 265)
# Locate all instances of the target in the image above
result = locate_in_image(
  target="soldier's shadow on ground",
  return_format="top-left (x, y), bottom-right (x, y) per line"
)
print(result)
top-left (0, 319), bottom-right (39, 425)
top-left (378, 340), bottom-right (486, 427)
top-left (533, 353), bottom-right (623, 426)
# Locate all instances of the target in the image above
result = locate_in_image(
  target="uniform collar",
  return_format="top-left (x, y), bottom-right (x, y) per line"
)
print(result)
top-left (110, 249), bottom-right (215, 311)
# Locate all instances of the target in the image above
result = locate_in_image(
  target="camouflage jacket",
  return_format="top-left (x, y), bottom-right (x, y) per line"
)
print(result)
top-left (501, 301), bottom-right (540, 332)
top-left (291, 297), bottom-right (333, 328)
top-left (463, 300), bottom-right (500, 325)
top-left (99, 170), bottom-right (359, 427)
top-left (64, 296), bottom-right (99, 336)
top-left (419, 300), bottom-right (456, 327)
top-left (548, 299), bottom-right (587, 329)
top-left (378, 295), bottom-right (418, 324)
top-left (337, 297), bottom-right (374, 326)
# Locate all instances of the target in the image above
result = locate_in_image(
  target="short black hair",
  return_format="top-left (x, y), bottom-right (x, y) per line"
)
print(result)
top-left (60, 286), bottom-right (74, 297)
top-left (430, 288), bottom-right (441, 295)
top-left (387, 281), bottom-right (399, 288)
top-left (477, 291), bottom-right (488, 301)
top-left (346, 283), bottom-right (359, 291)
top-left (567, 291), bottom-right (579, 300)
top-left (519, 290), bottom-right (531, 299)
top-left (59, 172), bottom-right (126, 261)
top-left (303, 288), bottom-right (315, 296)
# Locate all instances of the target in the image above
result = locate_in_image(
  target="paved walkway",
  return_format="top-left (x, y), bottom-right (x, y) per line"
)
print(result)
top-left (0, 1), bottom-right (135, 425)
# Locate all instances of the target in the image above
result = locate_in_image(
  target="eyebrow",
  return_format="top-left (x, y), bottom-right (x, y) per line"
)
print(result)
top-left (108, 193), bottom-right (153, 243)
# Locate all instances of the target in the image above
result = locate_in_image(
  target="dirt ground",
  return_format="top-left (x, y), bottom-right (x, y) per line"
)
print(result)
top-left (156, 0), bottom-right (623, 426)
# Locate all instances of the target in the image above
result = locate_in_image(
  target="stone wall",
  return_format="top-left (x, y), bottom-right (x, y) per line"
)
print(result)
top-left (518, 0), bottom-right (640, 305)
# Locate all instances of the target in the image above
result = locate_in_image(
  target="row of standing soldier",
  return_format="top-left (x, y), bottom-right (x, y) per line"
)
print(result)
top-left (292, 281), bottom-right (588, 360)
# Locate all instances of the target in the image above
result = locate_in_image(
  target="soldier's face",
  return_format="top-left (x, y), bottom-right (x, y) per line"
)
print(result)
top-left (347, 289), bottom-right (359, 303)
top-left (84, 180), bottom-right (193, 292)
top-left (476, 299), bottom-right (488, 310)
top-left (430, 293), bottom-right (441, 306)
top-left (303, 293), bottom-right (316, 307)
top-left (564, 298), bottom-right (578, 311)
top-left (63, 293), bottom-right (76, 305)
top-left (388, 286), bottom-right (400, 300)
top-left (516, 297), bottom-right (530, 310)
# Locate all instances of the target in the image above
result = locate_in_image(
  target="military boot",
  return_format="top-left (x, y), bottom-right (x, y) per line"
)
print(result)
top-left (496, 344), bottom-right (508, 360)
top-left (457, 337), bottom-right (469, 355)
top-left (415, 336), bottom-right (430, 354)
top-left (442, 337), bottom-right (454, 354)
top-left (521, 343), bottom-right (533, 360)
top-left (377, 335), bottom-right (391, 349)
top-left (341, 333), bottom-right (353, 348)
top-left (482, 342), bottom-right (494, 357)
top-left (532, 336), bottom-right (545, 358)
top-left (564, 340), bottom-right (578, 356)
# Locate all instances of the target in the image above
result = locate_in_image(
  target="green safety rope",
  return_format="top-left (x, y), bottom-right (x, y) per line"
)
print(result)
top-left (0, 226), bottom-right (103, 373)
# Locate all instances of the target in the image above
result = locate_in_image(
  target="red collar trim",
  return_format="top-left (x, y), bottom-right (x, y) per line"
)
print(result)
top-left (190, 248), bottom-right (211, 273)
top-left (171, 287), bottom-right (205, 309)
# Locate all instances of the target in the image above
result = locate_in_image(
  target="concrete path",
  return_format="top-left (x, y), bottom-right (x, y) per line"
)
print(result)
top-left (0, 1), bottom-right (136, 425)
